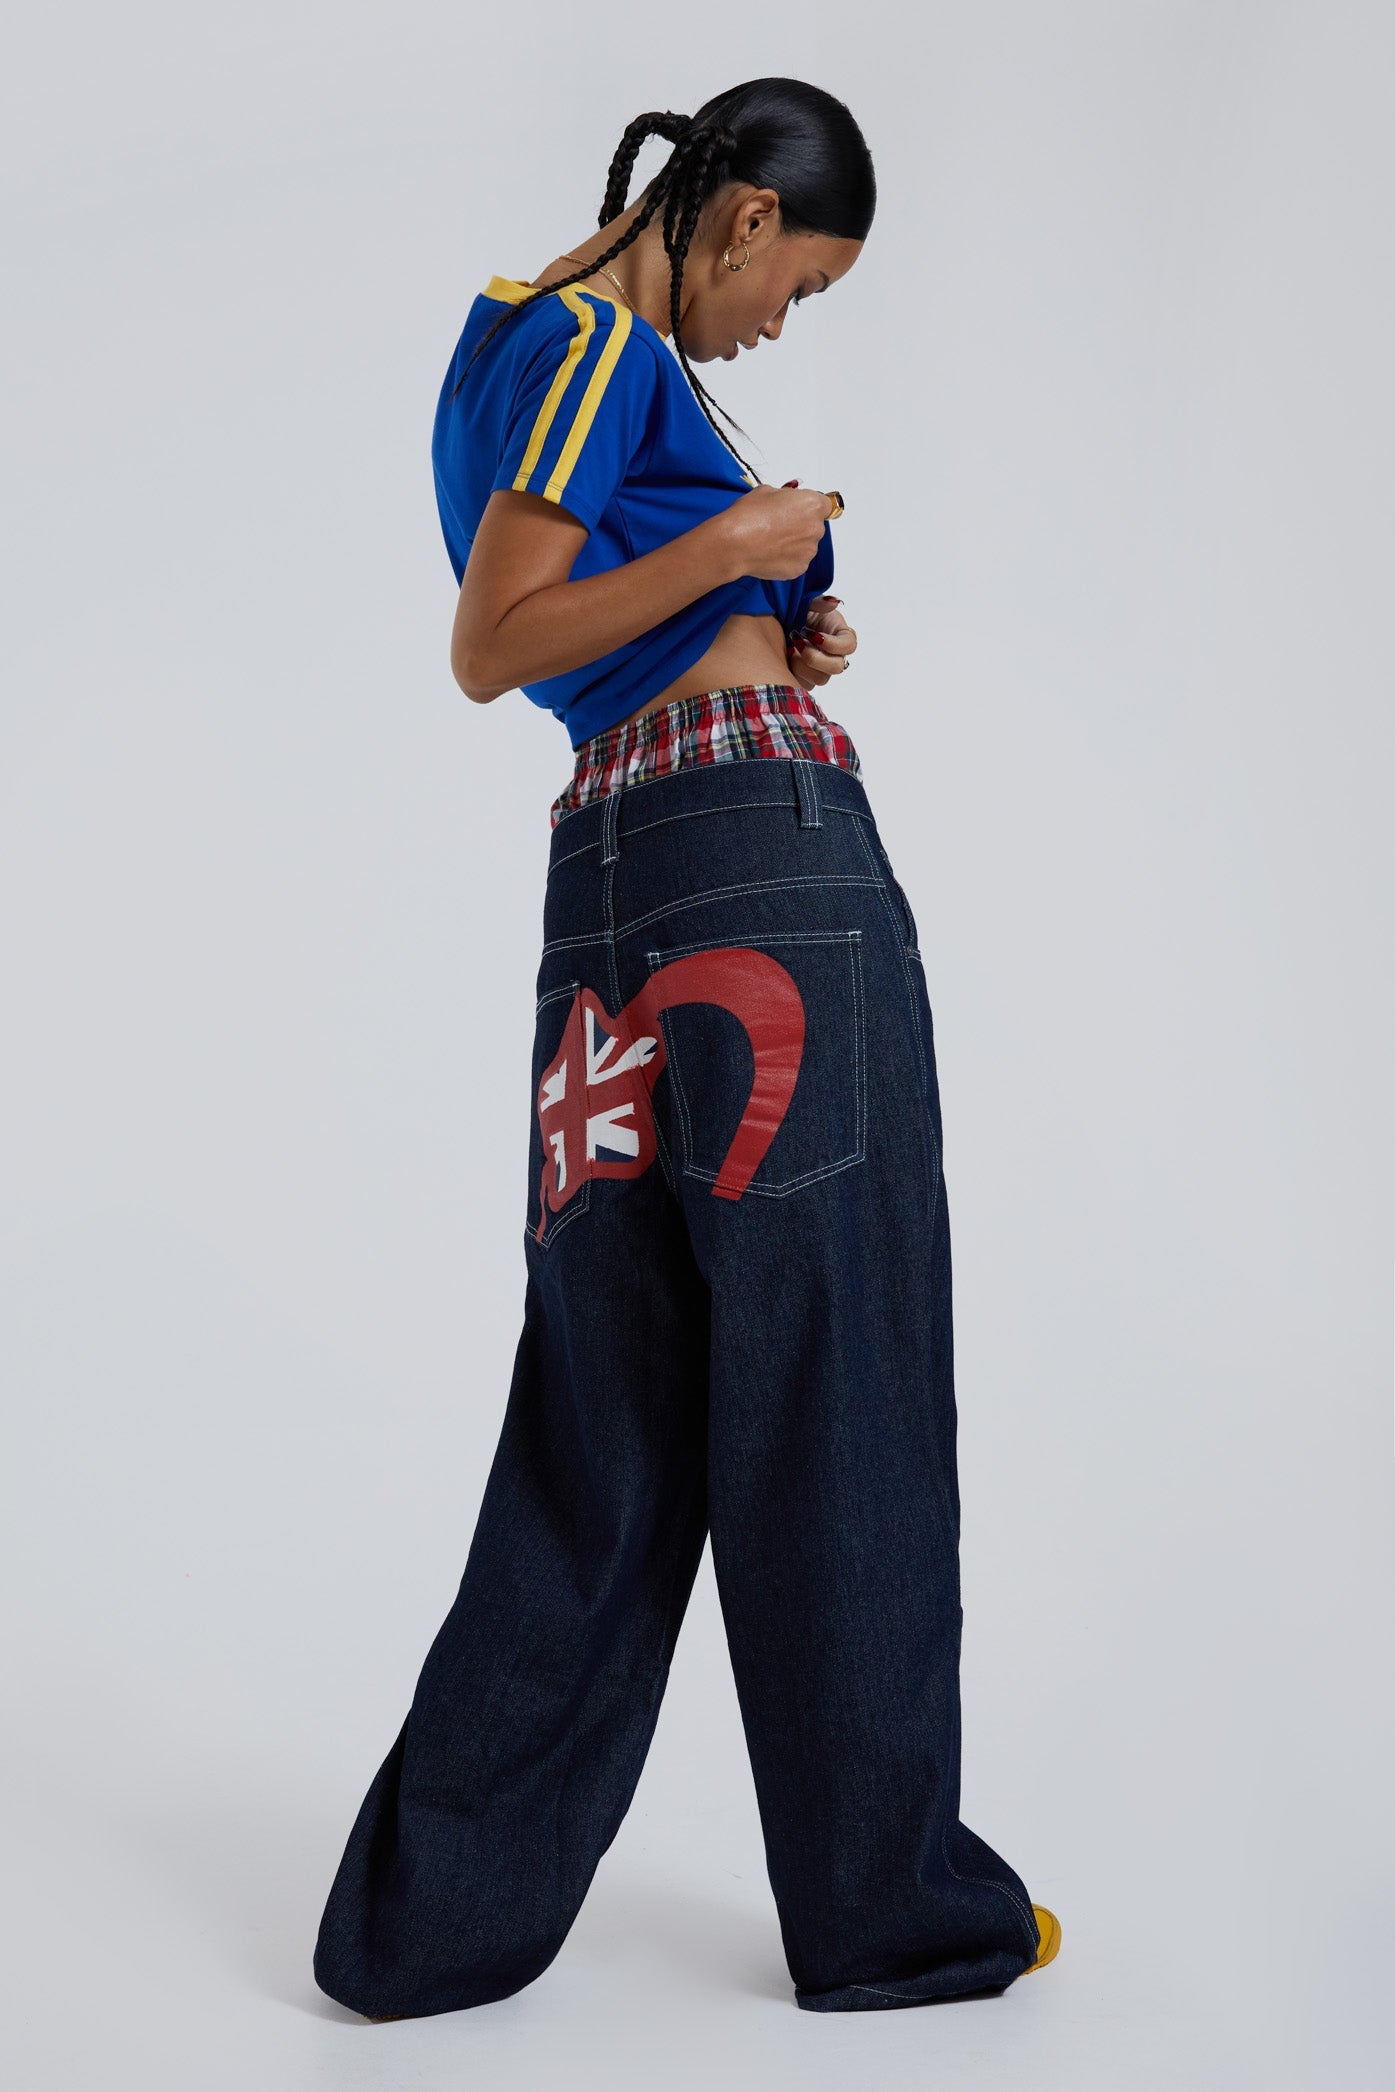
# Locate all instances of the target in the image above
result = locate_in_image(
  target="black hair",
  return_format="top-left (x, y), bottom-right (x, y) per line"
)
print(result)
top-left (449, 77), bottom-right (876, 478)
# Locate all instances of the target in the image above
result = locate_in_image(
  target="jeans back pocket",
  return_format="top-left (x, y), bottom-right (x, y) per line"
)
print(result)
top-left (643, 931), bottom-right (866, 1199)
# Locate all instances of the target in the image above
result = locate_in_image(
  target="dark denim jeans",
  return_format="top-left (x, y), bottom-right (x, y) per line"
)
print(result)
top-left (314, 754), bottom-right (1039, 2017)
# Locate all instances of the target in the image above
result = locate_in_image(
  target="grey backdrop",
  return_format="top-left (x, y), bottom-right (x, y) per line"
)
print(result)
top-left (3, 4), bottom-right (1391, 2088)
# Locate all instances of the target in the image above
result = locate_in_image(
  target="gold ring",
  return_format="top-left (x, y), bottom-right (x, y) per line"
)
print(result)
top-left (825, 489), bottom-right (845, 520)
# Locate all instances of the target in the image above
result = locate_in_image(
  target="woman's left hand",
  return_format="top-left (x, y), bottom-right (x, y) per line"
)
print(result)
top-left (787, 596), bottom-right (857, 687)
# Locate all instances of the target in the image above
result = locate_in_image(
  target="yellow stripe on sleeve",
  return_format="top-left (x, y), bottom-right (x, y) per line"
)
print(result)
top-left (542, 289), bottom-right (634, 504)
top-left (510, 294), bottom-right (595, 494)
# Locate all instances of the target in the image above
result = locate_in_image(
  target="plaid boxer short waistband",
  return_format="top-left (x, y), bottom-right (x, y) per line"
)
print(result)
top-left (550, 682), bottom-right (862, 828)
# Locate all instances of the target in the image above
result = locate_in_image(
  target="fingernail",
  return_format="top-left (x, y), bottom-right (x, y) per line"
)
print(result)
top-left (782, 478), bottom-right (800, 487)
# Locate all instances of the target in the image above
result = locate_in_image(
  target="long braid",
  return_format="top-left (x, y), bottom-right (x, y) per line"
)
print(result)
top-left (447, 165), bottom-right (675, 400)
top-left (658, 122), bottom-right (758, 479)
top-left (599, 109), bottom-right (690, 229)
top-left (450, 106), bottom-right (760, 481)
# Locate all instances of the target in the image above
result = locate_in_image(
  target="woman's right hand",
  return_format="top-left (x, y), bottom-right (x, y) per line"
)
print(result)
top-left (719, 483), bottom-right (837, 581)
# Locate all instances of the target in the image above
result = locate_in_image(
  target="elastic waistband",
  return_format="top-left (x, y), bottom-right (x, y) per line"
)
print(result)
top-left (550, 682), bottom-right (862, 829)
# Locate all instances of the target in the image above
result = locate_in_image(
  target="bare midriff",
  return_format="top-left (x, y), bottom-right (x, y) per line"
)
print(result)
top-left (607, 612), bottom-right (799, 731)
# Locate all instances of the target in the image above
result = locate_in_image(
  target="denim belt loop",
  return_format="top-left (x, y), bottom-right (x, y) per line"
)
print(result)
top-left (792, 757), bottom-right (823, 830)
top-left (600, 787), bottom-right (621, 866)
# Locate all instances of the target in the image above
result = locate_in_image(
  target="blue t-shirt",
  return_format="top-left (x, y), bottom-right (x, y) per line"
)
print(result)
top-left (431, 274), bottom-right (835, 747)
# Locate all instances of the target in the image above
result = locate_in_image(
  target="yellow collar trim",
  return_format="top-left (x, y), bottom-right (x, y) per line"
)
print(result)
top-left (483, 274), bottom-right (538, 304)
top-left (483, 272), bottom-right (627, 311)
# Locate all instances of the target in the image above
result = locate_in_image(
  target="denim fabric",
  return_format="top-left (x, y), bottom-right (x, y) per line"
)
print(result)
top-left (313, 754), bottom-right (1039, 2018)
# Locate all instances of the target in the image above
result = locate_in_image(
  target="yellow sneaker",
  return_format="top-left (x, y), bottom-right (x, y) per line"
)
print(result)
top-left (1023, 1903), bottom-right (1061, 1972)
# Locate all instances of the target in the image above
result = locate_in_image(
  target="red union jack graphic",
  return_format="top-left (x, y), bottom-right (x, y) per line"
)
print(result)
top-left (535, 947), bottom-right (806, 1238)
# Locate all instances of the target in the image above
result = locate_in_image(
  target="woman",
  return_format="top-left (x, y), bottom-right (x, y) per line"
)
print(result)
top-left (314, 75), bottom-right (1060, 2021)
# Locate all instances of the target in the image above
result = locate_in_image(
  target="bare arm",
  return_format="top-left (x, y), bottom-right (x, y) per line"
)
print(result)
top-left (450, 484), bottom-right (836, 703)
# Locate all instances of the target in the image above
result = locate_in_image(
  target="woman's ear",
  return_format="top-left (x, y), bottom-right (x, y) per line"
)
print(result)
top-left (732, 185), bottom-right (782, 249)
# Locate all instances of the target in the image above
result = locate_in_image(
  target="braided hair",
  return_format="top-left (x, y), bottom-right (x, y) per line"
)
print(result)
top-left (449, 78), bottom-right (876, 481)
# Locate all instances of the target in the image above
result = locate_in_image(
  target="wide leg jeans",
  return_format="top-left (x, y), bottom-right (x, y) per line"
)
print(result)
top-left (313, 753), bottom-right (1039, 2017)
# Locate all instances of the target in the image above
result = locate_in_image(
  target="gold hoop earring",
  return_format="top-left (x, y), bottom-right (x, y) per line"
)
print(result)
top-left (722, 240), bottom-right (751, 273)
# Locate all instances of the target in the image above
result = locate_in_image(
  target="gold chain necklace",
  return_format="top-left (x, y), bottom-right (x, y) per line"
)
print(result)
top-left (559, 253), bottom-right (634, 310)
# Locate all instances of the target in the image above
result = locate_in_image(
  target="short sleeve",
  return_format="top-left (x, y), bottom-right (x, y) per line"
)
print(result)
top-left (492, 291), bottom-right (659, 531)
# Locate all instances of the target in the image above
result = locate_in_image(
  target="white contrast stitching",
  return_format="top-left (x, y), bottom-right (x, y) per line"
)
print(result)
top-left (617, 875), bottom-right (881, 941)
top-left (641, 930), bottom-right (866, 1194)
